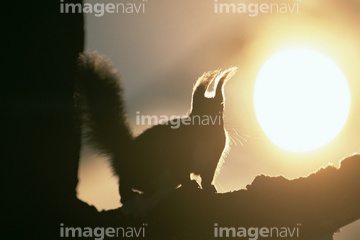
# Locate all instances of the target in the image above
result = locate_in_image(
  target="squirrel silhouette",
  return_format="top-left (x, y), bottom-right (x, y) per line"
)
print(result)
top-left (76, 52), bottom-right (237, 203)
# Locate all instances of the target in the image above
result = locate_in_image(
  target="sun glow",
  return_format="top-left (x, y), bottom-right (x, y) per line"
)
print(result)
top-left (254, 49), bottom-right (351, 152)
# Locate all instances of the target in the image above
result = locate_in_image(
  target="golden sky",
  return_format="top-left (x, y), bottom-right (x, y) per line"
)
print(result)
top-left (78, 4), bottom-right (360, 235)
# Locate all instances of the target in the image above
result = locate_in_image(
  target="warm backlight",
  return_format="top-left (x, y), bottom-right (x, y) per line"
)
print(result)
top-left (254, 49), bottom-right (351, 152)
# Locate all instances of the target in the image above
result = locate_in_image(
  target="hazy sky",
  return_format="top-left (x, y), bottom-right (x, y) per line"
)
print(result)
top-left (77, 0), bottom-right (360, 238)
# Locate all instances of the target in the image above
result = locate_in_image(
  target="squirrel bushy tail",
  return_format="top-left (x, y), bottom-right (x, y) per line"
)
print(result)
top-left (76, 52), bottom-right (133, 178)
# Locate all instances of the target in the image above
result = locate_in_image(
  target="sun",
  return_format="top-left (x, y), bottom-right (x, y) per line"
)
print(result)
top-left (254, 48), bottom-right (351, 152)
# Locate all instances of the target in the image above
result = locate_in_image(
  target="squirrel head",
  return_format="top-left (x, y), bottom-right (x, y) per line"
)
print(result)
top-left (190, 68), bottom-right (237, 117)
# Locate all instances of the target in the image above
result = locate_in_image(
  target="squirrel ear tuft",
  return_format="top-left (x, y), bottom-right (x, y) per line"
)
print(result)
top-left (192, 70), bottom-right (220, 102)
top-left (214, 67), bottom-right (238, 101)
